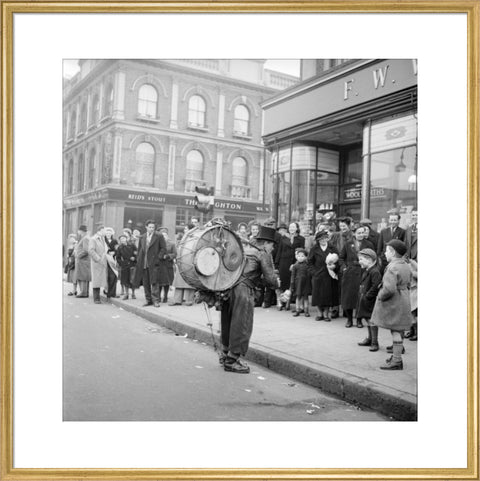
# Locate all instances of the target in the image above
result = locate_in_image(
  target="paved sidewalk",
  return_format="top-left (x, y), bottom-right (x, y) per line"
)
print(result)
top-left (105, 289), bottom-right (417, 421)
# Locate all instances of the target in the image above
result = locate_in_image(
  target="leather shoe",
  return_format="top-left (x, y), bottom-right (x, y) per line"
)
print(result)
top-left (345, 319), bottom-right (353, 328)
top-left (369, 342), bottom-right (379, 352)
top-left (358, 338), bottom-right (372, 346)
top-left (168, 302), bottom-right (182, 306)
top-left (154, 302), bottom-right (161, 307)
top-left (224, 358), bottom-right (250, 374)
top-left (75, 294), bottom-right (88, 298)
top-left (142, 302), bottom-right (153, 307)
top-left (324, 317), bottom-right (331, 322)
top-left (380, 360), bottom-right (403, 370)
top-left (315, 315), bottom-right (325, 321)
top-left (356, 320), bottom-right (364, 328)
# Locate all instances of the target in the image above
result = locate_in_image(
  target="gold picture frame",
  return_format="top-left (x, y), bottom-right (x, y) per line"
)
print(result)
top-left (1, 2), bottom-right (478, 479)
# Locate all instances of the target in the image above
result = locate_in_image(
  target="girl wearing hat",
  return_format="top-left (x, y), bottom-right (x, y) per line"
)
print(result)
top-left (307, 230), bottom-right (339, 321)
top-left (371, 240), bottom-right (413, 370)
top-left (356, 249), bottom-right (382, 351)
top-left (339, 225), bottom-right (375, 328)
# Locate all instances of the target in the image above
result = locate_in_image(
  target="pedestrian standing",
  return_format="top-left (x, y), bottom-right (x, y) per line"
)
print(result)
top-left (170, 224), bottom-right (196, 306)
top-left (290, 248), bottom-right (311, 317)
top-left (116, 233), bottom-right (136, 300)
top-left (261, 217), bottom-right (282, 308)
top-left (158, 227), bottom-right (176, 303)
top-left (88, 224), bottom-right (107, 304)
top-left (356, 249), bottom-right (382, 351)
top-left (104, 227), bottom-right (119, 299)
top-left (74, 225), bottom-right (91, 298)
top-left (405, 257), bottom-right (418, 341)
top-left (307, 230), bottom-right (339, 322)
top-left (359, 218), bottom-right (380, 251)
top-left (134, 219), bottom-right (167, 308)
top-left (371, 240), bottom-right (413, 370)
top-left (65, 234), bottom-right (77, 296)
top-left (339, 225), bottom-right (375, 328)
top-left (377, 212), bottom-right (406, 271)
top-left (220, 226), bottom-right (280, 373)
top-left (405, 210), bottom-right (418, 261)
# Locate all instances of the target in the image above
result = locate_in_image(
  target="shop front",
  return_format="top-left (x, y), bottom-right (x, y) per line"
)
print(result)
top-left (262, 59), bottom-right (418, 232)
top-left (63, 186), bottom-right (269, 240)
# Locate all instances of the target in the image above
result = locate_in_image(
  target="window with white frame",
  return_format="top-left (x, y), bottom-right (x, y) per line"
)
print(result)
top-left (135, 142), bottom-right (155, 186)
top-left (138, 84), bottom-right (158, 118)
top-left (231, 156), bottom-right (249, 198)
top-left (188, 95), bottom-right (206, 128)
top-left (234, 104), bottom-right (250, 136)
top-left (185, 149), bottom-right (204, 192)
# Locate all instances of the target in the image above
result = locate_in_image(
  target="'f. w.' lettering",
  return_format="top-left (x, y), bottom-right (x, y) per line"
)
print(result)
top-left (372, 65), bottom-right (389, 89)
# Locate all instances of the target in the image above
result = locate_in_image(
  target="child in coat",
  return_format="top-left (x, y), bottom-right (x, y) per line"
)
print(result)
top-left (290, 248), bottom-right (311, 317)
top-left (356, 248), bottom-right (382, 351)
top-left (371, 240), bottom-right (413, 370)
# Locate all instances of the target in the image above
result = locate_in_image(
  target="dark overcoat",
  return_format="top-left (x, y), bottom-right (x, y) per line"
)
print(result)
top-left (377, 226), bottom-right (406, 267)
top-left (160, 239), bottom-right (177, 285)
top-left (74, 235), bottom-right (91, 282)
top-left (339, 238), bottom-right (375, 310)
top-left (307, 244), bottom-right (339, 308)
top-left (275, 234), bottom-right (305, 291)
top-left (366, 229), bottom-right (380, 251)
top-left (116, 243), bottom-right (136, 286)
top-left (405, 225), bottom-right (418, 261)
top-left (290, 261), bottom-right (311, 297)
top-left (133, 232), bottom-right (168, 287)
top-left (356, 265), bottom-right (382, 319)
top-left (371, 257), bottom-right (413, 331)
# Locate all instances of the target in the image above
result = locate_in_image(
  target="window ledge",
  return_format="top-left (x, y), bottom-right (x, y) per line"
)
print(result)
top-left (66, 137), bottom-right (74, 144)
top-left (136, 115), bottom-right (160, 123)
top-left (187, 123), bottom-right (209, 132)
top-left (100, 115), bottom-right (112, 123)
top-left (232, 131), bottom-right (252, 140)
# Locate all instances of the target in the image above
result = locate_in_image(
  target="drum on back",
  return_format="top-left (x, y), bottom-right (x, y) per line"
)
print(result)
top-left (176, 224), bottom-right (245, 292)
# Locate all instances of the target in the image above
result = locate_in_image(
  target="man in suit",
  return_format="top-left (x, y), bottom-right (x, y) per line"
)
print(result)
top-left (134, 219), bottom-right (167, 307)
top-left (377, 212), bottom-right (406, 270)
top-left (405, 210), bottom-right (418, 261)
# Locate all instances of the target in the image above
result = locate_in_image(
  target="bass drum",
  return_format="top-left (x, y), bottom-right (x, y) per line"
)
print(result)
top-left (176, 225), bottom-right (245, 291)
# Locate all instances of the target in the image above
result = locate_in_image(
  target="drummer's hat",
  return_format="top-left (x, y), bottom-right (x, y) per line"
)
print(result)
top-left (256, 226), bottom-right (277, 243)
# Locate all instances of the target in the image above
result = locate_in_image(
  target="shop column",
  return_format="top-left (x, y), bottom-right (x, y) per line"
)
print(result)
top-left (215, 149), bottom-right (223, 195)
top-left (167, 140), bottom-right (176, 190)
top-left (170, 82), bottom-right (178, 129)
top-left (112, 129), bottom-right (123, 183)
top-left (113, 70), bottom-right (126, 120)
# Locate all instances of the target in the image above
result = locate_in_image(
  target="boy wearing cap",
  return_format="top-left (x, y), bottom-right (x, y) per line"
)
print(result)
top-left (371, 239), bottom-right (413, 370)
top-left (356, 249), bottom-right (382, 351)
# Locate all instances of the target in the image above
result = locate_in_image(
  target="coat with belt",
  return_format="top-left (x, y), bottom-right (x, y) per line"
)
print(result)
top-left (339, 238), bottom-right (375, 310)
top-left (371, 257), bottom-right (413, 331)
top-left (356, 265), bottom-right (382, 319)
top-left (307, 244), bottom-right (339, 308)
top-left (275, 234), bottom-right (305, 291)
top-left (377, 226), bottom-right (406, 266)
top-left (88, 234), bottom-right (107, 289)
top-left (74, 235), bottom-right (91, 282)
top-left (133, 232), bottom-right (168, 287)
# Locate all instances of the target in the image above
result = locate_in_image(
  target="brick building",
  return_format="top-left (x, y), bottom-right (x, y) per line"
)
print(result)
top-left (63, 59), bottom-right (298, 238)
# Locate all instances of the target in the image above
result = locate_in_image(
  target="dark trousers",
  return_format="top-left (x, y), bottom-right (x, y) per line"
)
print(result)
top-left (93, 287), bottom-right (100, 302)
top-left (106, 264), bottom-right (117, 298)
top-left (142, 268), bottom-right (160, 303)
top-left (220, 283), bottom-right (254, 357)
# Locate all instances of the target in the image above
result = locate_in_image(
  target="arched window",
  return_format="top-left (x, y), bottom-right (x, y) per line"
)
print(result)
top-left (135, 142), bottom-right (155, 186)
top-left (80, 103), bottom-right (87, 133)
top-left (70, 110), bottom-right (77, 138)
top-left (67, 159), bottom-right (74, 194)
top-left (91, 94), bottom-right (99, 125)
top-left (105, 83), bottom-right (114, 116)
top-left (138, 84), bottom-right (158, 118)
top-left (87, 148), bottom-right (96, 189)
top-left (77, 154), bottom-right (85, 192)
top-left (231, 156), bottom-right (249, 198)
top-left (188, 95), bottom-right (206, 128)
top-left (234, 104), bottom-right (250, 135)
top-left (186, 149), bottom-right (204, 178)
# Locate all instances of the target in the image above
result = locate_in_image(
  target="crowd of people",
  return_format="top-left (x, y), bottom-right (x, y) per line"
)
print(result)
top-left (64, 209), bottom-right (417, 371)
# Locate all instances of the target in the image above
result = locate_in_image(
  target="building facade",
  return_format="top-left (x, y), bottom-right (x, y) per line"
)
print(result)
top-left (262, 59), bottom-right (418, 234)
top-left (63, 59), bottom-right (298, 238)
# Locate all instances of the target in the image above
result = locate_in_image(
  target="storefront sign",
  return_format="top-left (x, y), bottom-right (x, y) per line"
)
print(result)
top-left (342, 184), bottom-right (386, 202)
top-left (63, 189), bottom-right (109, 208)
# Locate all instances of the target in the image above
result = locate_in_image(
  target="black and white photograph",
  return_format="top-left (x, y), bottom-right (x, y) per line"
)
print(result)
top-left (62, 58), bottom-right (418, 422)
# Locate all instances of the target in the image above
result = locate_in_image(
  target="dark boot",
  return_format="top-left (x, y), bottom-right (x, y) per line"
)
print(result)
top-left (293, 310), bottom-right (300, 317)
top-left (358, 326), bottom-right (372, 346)
top-left (93, 288), bottom-right (101, 304)
top-left (409, 323), bottom-right (417, 341)
top-left (356, 318), bottom-right (364, 328)
top-left (369, 326), bottom-right (379, 351)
